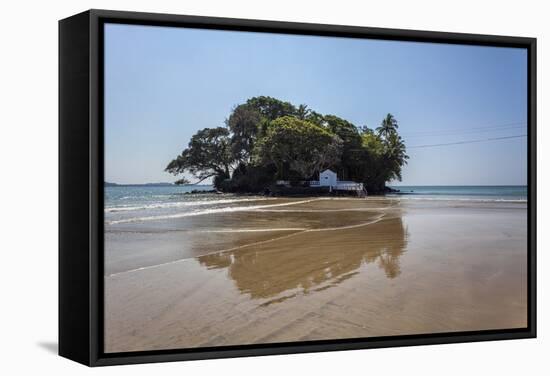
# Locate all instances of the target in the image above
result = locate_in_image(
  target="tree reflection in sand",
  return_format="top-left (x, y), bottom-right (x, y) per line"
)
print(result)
top-left (197, 216), bottom-right (408, 304)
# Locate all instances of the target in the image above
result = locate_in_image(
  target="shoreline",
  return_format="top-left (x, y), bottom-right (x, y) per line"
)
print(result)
top-left (104, 196), bottom-right (527, 353)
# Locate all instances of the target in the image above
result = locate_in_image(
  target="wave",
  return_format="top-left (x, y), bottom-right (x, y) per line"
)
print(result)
top-left (106, 198), bottom-right (321, 225)
top-left (105, 197), bottom-right (274, 213)
top-left (197, 228), bottom-right (306, 233)
top-left (393, 196), bottom-right (527, 203)
top-left (111, 194), bottom-right (177, 201)
top-left (256, 207), bottom-right (393, 213)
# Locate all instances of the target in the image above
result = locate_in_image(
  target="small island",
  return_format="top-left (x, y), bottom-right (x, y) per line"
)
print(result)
top-left (165, 96), bottom-right (408, 195)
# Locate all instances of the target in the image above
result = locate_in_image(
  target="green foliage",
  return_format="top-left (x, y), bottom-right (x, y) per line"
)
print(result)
top-left (246, 96), bottom-right (297, 121)
top-left (323, 115), bottom-right (363, 180)
top-left (376, 113), bottom-right (399, 140)
top-left (357, 132), bottom-right (389, 191)
top-left (384, 131), bottom-right (409, 181)
top-left (174, 177), bottom-right (190, 185)
top-left (304, 110), bottom-right (325, 127)
top-left (166, 98), bottom-right (408, 193)
top-left (220, 163), bottom-right (277, 193)
top-left (356, 115), bottom-right (409, 191)
top-left (165, 127), bottom-right (233, 187)
top-left (296, 104), bottom-right (310, 120)
top-left (225, 104), bottom-right (262, 162)
top-left (254, 116), bottom-right (343, 180)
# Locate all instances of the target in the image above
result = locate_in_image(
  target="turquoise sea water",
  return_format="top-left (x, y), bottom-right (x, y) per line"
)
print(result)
top-left (105, 184), bottom-right (215, 208)
top-left (104, 185), bottom-right (264, 225)
top-left (387, 185), bottom-right (527, 201)
top-left (104, 185), bottom-right (527, 225)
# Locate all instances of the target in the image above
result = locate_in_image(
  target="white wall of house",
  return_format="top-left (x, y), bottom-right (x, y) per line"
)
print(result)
top-left (319, 169), bottom-right (337, 187)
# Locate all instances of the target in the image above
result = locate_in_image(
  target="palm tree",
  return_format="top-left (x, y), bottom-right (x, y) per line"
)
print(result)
top-left (376, 113), bottom-right (399, 140)
top-left (385, 132), bottom-right (409, 181)
top-left (387, 133), bottom-right (408, 161)
top-left (296, 104), bottom-right (310, 120)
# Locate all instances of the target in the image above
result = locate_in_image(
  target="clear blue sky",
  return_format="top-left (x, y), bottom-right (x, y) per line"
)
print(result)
top-left (104, 23), bottom-right (527, 185)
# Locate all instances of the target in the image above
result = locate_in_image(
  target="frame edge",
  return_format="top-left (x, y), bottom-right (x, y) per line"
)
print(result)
top-left (59, 10), bottom-right (93, 367)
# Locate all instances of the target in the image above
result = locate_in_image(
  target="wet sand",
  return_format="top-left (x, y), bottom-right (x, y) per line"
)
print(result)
top-left (104, 197), bottom-right (527, 353)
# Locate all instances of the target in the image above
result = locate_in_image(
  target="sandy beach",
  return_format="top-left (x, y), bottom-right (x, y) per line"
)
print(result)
top-left (104, 196), bottom-right (527, 353)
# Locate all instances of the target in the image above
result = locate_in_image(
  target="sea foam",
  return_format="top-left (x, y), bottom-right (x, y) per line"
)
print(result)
top-left (104, 197), bottom-right (275, 213)
top-left (106, 198), bottom-right (321, 225)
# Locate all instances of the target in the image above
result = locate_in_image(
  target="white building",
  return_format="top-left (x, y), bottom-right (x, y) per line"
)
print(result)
top-left (311, 169), bottom-right (366, 196)
top-left (319, 169), bottom-right (337, 187)
top-left (275, 169), bottom-right (366, 196)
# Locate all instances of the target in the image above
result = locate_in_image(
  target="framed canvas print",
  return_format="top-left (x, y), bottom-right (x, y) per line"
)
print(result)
top-left (59, 9), bottom-right (536, 366)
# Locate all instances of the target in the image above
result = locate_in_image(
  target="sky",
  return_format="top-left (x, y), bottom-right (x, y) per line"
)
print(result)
top-left (104, 23), bottom-right (528, 186)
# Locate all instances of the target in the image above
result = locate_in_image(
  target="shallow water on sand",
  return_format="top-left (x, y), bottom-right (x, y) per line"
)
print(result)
top-left (104, 197), bottom-right (527, 353)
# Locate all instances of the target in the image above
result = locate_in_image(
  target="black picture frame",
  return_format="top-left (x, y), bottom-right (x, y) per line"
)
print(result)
top-left (59, 9), bottom-right (537, 367)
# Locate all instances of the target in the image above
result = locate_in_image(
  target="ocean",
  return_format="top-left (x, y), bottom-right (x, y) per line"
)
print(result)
top-left (105, 185), bottom-right (268, 225)
top-left (104, 185), bottom-right (527, 225)
top-left (387, 185), bottom-right (527, 202)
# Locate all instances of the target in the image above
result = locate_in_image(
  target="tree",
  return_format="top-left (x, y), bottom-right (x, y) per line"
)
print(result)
top-left (254, 116), bottom-right (343, 180)
top-left (376, 113), bottom-right (399, 140)
top-left (323, 115), bottom-right (363, 180)
top-left (357, 132), bottom-right (388, 191)
top-left (304, 110), bottom-right (326, 127)
top-left (246, 96), bottom-right (297, 121)
top-left (384, 132), bottom-right (409, 181)
top-left (165, 127), bottom-right (234, 187)
top-left (359, 124), bottom-right (374, 135)
top-left (296, 104), bottom-right (311, 120)
top-left (174, 177), bottom-right (190, 185)
top-left (355, 121), bottom-right (408, 191)
top-left (226, 104), bottom-right (262, 162)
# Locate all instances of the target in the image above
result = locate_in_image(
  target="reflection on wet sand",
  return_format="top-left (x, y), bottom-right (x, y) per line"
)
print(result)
top-left (104, 198), bottom-right (398, 276)
top-left (104, 197), bottom-right (527, 353)
top-left (198, 215), bottom-right (408, 303)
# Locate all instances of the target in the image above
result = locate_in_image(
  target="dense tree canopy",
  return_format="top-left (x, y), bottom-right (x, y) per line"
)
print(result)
top-left (323, 115), bottom-right (363, 180)
top-left (166, 96), bottom-right (408, 192)
top-left (254, 116), bottom-right (343, 180)
top-left (165, 127), bottom-right (233, 185)
top-left (246, 96), bottom-right (297, 121)
top-left (225, 104), bottom-right (262, 162)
